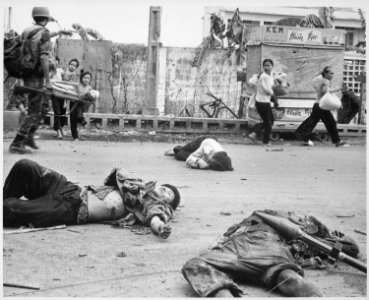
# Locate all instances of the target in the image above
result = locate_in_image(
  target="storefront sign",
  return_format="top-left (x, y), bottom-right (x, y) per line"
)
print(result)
top-left (285, 108), bottom-right (312, 119)
top-left (246, 26), bottom-right (345, 45)
top-left (248, 107), bottom-right (312, 122)
top-left (287, 29), bottom-right (322, 44)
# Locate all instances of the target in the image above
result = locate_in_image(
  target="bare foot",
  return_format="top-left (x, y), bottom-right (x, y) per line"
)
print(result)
top-left (164, 150), bottom-right (175, 156)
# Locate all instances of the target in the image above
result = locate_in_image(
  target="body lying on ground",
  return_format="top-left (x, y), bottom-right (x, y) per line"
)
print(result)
top-left (165, 136), bottom-right (233, 171)
top-left (182, 209), bottom-right (361, 297)
top-left (3, 159), bottom-right (180, 239)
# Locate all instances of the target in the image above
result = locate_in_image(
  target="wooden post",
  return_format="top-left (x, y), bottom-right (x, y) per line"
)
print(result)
top-left (143, 6), bottom-right (161, 116)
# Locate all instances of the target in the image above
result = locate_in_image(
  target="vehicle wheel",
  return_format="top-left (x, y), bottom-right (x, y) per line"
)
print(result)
top-left (269, 132), bottom-right (280, 141)
top-left (318, 132), bottom-right (330, 142)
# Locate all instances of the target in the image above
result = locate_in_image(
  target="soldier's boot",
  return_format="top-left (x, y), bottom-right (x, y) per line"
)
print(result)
top-left (9, 134), bottom-right (32, 154)
top-left (24, 128), bottom-right (39, 150)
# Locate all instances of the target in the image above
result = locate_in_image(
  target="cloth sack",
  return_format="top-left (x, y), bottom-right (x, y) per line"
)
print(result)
top-left (248, 92), bottom-right (256, 108)
top-left (319, 92), bottom-right (341, 110)
top-left (272, 82), bottom-right (290, 96)
top-left (272, 72), bottom-right (290, 96)
top-left (248, 74), bottom-right (259, 88)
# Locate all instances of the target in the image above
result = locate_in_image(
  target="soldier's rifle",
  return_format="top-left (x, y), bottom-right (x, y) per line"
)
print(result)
top-left (254, 211), bottom-right (366, 273)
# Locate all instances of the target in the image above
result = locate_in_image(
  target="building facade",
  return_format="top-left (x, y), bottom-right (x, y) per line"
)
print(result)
top-left (203, 6), bottom-right (366, 48)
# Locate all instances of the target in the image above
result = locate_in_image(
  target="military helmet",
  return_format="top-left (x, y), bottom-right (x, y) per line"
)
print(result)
top-left (32, 7), bottom-right (52, 19)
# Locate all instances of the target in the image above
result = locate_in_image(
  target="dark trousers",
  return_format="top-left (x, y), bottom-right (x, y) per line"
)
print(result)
top-left (69, 102), bottom-right (84, 139)
top-left (173, 136), bottom-right (216, 161)
top-left (3, 159), bottom-right (81, 227)
top-left (254, 101), bottom-right (274, 144)
top-left (295, 103), bottom-right (340, 144)
top-left (17, 75), bottom-right (50, 138)
top-left (51, 96), bottom-right (67, 131)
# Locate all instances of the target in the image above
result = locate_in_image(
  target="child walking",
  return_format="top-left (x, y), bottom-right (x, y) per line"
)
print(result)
top-left (70, 71), bottom-right (95, 141)
top-left (52, 58), bottom-right (79, 139)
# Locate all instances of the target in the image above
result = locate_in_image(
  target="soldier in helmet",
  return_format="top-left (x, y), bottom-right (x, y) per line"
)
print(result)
top-left (3, 159), bottom-right (181, 239)
top-left (9, 7), bottom-right (55, 154)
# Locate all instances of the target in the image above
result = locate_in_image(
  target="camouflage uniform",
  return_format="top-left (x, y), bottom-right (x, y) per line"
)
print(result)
top-left (182, 210), bottom-right (360, 297)
top-left (9, 24), bottom-right (52, 153)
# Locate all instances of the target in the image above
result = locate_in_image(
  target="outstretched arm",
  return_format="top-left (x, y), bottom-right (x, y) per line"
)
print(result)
top-left (150, 216), bottom-right (171, 239)
top-left (49, 30), bottom-right (73, 38)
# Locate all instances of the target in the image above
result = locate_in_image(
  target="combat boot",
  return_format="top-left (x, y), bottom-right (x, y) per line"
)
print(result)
top-left (24, 128), bottom-right (39, 150)
top-left (24, 137), bottom-right (39, 150)
top-left (9, 134), bottom-right (31, 154)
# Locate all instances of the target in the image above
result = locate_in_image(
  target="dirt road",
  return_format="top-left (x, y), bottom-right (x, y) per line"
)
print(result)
top-left (2, 137), bottom-right (367, 297)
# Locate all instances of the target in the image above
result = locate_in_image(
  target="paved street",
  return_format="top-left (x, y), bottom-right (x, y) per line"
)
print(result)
top-left (2, 137), bottom-right (367, 297)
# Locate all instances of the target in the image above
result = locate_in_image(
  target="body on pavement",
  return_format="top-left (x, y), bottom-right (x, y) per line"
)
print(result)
top-left (182, 209), bottom-right (360, 297)
top-left (3, 159), bottom-right (180, 239)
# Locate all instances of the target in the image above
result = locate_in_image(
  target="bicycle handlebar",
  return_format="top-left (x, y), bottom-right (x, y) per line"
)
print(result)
top-left (206, 92), bottom-right (221, 101)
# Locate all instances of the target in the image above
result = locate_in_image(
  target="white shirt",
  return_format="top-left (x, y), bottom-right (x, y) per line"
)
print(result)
top-left (186, 138), bottom-right (225, 169)
top-left (255, 72), bottom-right (274, 103)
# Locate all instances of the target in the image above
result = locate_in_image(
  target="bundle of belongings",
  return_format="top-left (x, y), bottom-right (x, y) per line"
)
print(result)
top-left (13, 81), bottom-right (99, 123)
top-left (271, 72), bottom-right (290, 97)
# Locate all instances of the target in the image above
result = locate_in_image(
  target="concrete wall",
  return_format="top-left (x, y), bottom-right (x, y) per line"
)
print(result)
top-left (3, 42), bottom-right (244, 119)
top-left (164, 47), bottom-right (242, 118)
top-left (110, 43), bottom-right (147, 114)
top-left (107, 44), bottom-right (243, 117)
top-left (56, 39), bottom-right (113, 113)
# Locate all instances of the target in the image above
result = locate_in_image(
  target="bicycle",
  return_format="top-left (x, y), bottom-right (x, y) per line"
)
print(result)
top-left (199, 91), bottom-right (243, 119)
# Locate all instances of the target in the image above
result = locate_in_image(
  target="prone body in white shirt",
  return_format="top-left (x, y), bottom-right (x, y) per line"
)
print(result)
top-left (185, 138), bottom-right (233, 171)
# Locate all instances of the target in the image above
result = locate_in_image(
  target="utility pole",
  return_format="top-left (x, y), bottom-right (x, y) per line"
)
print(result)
top-left (356, 74), bottom-right (366, 125)
top-left (143, 6), bottom-right (161, 116)
top-left (6, 7), bottom-right (12, 32)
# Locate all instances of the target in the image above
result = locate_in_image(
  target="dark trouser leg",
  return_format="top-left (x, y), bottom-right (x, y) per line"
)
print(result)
top-left (77, 105), bottom-right (88, 126)
top-left (52, 96), bottom-right (63, 131)
top-left (295, 103), bottom-right (321, 142)
top-left (3, 159), bottom-right (68, 199)
top-left (252, 123), bottom-right (263, 137)
top-left (319, 108), bottom-right (340, 144)
top-left (70, 102), bottom-right (79, 139)
top-left (255, 102), bottom-right (273, 144)
top-left (61, 102), bottom-right (67, 127)
top-left (174, 148), bottom-right (192, 161)
top-left (174, 136), bottom-right (209, 161)
top-left (4, 187), bottom-right (81, 227)
top-left (3, 159), bottom-right (81, 227)
top-left (182, 137), bottom-right (209, 153)
top-left (182, 258), bottom-right (243, 297)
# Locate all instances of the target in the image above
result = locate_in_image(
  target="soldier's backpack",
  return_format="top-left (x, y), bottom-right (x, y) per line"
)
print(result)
top-left (4, 27), bottom-right (44, 79)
